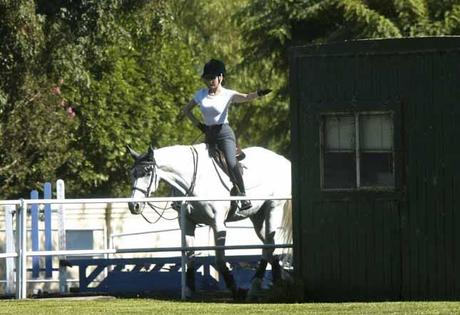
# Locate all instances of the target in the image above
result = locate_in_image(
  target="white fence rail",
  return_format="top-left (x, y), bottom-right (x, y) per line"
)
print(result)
top-left (1, 195), bottom-right (292, 300)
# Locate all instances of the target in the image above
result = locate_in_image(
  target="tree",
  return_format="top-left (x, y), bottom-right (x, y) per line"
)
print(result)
top-left (39, 0), bottom-right (200, 197)
top-left (237, 0), bottom-right (460, 156)
top-left (0, 1), bottom-right (199, 198)
top-left (4, 1), bottom-right (457, 199)
top-left (0, 0), bottom-right (76, 198)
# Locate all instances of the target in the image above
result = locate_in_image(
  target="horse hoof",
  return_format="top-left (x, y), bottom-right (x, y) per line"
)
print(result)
top-left (248, 277), bottom-right (263, 299)
top-left (233, 287), bottom-right (248, 301)
top-left (184, 286), bottom-right (194, 299)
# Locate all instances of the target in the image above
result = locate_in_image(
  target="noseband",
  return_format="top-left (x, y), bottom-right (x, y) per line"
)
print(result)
top-left (131, 163), bottom-right (157, 197)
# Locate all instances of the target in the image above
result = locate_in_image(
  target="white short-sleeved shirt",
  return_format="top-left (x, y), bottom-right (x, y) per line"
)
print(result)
top-left (193, 87), bottom-right (237, 126)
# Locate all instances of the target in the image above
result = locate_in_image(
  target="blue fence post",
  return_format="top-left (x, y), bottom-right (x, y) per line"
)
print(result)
top-left (44, 182), bottom-right (53, 278)
top-left (31, 190), bottom-right (40, 279)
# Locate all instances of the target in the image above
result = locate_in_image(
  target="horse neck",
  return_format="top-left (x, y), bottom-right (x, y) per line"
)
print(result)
top-left (155, 144), bottom-right (202, 194)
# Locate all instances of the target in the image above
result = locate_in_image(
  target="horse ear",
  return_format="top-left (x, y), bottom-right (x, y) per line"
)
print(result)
top-left (147, 145), bottom-right (155, 161)
top-left (126, 145), bottom-right (140, 159)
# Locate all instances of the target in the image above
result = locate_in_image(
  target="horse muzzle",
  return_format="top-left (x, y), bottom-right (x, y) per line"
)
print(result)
top-left (128, 201), bottom-right (145, 215)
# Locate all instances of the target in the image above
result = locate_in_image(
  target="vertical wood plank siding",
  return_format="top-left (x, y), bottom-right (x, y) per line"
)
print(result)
top-left (290, 37), bottom-right (460, 301)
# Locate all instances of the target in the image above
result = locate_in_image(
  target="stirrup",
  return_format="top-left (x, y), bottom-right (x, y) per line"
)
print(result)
top-left (236, 151), bottom-right (246, 161)
top-left (239, 199), bottom-right (252, 211)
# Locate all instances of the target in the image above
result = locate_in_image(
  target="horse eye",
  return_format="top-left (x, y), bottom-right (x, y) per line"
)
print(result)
top-left (132, 168), bottom-right (143, 178)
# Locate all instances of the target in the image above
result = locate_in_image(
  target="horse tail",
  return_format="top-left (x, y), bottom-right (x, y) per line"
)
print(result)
top-left (281, 199), bottom-right (292, 244)
top-left (280, 200), bottom-right (293, 266)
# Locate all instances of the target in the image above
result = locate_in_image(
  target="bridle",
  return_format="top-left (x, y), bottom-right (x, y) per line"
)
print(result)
top-left (131, 162), bottom-right (172, 224)
top-left (130, 146), bottom-right (199, 224)
top-left (131, 163), bottom-right (157, 197)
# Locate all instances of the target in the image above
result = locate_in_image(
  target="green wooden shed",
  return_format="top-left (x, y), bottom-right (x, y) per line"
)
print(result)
top-left (289, 37), bottom-right (460, 301)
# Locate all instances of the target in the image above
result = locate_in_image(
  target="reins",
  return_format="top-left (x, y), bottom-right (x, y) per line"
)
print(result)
top-left (140, 164), bottom-right (177, 223)
top-left (143, 199), bottom-right (178, 224)
top-left (134, 146), bottom-right (199, 225)
top-left (186, 146), bottom-right (199, 196)
top-left (211, 158), bottom-right (232, 192)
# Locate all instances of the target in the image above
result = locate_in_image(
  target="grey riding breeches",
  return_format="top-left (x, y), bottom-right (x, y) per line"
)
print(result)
top-left (205, 123), bottom-right (246, 194)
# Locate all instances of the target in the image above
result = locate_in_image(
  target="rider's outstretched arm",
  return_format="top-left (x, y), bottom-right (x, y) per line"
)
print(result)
top-left (231, 89), bottom-right (272, 104)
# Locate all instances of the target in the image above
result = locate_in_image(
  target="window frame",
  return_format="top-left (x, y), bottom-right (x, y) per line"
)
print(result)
top-left (320, 111), bottom-right (395, 191)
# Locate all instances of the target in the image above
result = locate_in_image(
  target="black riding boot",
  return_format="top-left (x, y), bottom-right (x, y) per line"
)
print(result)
top-left (233, 186), bottom-right (252, 212)
top-left (227, 157), bottom-right (252, 211)
top-left (233, 174), bottom-right (252, 211)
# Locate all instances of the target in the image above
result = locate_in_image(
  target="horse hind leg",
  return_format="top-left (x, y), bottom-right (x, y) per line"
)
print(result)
top-left (252, 201), bottom-right (283, 287)
top-left (270, 255), bottom-right (282, 284)
top-left (247, 201), bottom-right (271, 299)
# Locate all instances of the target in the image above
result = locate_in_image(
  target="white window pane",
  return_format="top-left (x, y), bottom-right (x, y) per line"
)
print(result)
top-left (360, 114), bottom-right (393, 150)
top-left (325, 115), bottom-right (354, 150)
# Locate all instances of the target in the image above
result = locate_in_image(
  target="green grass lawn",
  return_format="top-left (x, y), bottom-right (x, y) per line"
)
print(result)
top-left (1, 298), bottom-right (460, 315)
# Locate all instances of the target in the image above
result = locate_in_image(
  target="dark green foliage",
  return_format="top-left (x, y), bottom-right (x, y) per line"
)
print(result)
top-left (237, 0), bottom-right (460, 156)
top-left (0, 1), bottom-right (75, 197)
top-left (1, 0), bottom-right (460, 198)
top-left (0, 0), bottom-right (199, 198)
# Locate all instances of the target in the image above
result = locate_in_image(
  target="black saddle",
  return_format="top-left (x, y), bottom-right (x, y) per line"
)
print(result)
top-left (207, 144), bottom-right (255, 222)
top-left (207, 144), bottom-right (245, 180)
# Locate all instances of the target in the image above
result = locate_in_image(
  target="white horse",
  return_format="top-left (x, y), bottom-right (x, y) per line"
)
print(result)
top-left (127, 143), bottom-right (292, 299)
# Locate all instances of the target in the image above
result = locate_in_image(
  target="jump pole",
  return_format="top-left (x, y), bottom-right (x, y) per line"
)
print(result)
top-left (57, 179), bottom-right (67, 293)
top-left (30, 190), bottom-right (39, 279)
top-left (5, 204), bottom-right (15, 295)
top-left (180, 200), bottom-right (187, 300)
top-left (44, 183), bottom-right (52, 278)
top-left (16, 199), bottom-right (27, 299)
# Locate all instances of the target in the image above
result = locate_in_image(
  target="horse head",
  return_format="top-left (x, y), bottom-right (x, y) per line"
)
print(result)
top-left (127, 145), bottom-right (160, 215)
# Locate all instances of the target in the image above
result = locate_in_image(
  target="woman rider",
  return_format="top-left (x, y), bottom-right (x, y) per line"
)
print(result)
top-left (182, 59), bottom-right (271, 212)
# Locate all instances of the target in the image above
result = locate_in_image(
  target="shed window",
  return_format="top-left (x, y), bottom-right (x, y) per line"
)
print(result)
top-left (321, 112), bottom-right (395, 190)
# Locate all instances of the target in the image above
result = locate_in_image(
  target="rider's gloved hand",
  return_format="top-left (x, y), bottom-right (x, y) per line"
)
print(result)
top-left (197, 122), bottom-right (207, 133)
top-left (257, 88), bottom-right (272, 97)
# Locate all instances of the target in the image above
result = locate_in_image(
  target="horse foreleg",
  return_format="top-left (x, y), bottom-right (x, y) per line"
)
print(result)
top-left (254, 259), bottom-right (268, 279)
top-left (185, 234), bottom-right (196, 294)
top-left (220, 263), bottom-right (248, 300)
top-left (180, 215), bottom-right (197, 297)
top-left (247, 258), bottom-right (267, 299)
top-left (214, 230), bottom-right (234, 290)
top-left (212, 228), bottom-right (246, 300)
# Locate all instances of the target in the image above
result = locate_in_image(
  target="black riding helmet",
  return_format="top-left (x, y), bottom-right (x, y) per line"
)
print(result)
top-left (202, 59), bottom-right (226, 80)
